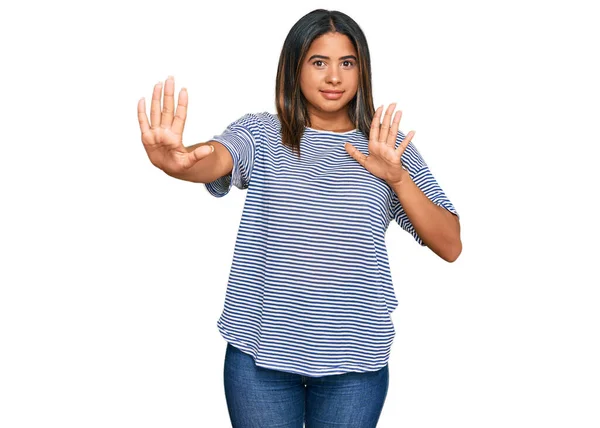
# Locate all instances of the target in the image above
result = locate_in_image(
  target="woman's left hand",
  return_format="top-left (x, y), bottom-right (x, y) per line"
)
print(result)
top-left (345, 103), bottom-right (415, 186)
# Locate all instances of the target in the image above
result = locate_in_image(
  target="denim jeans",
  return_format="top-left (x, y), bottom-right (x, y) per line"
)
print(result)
top-left (223, 342), bottom-right (389, 427)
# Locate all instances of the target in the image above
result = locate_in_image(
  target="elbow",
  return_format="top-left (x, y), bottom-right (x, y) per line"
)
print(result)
top-left (428, 238), bottom-right (462, 262)
top-left (425, 213), bottom-right (462, 262)
top-left (443, 238), bottom-right (462, 263)
top-left (443, 214), bottom-right (462, 263)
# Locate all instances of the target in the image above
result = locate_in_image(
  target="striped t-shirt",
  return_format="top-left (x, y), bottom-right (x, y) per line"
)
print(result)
top-left (204, 112), bottom-right (458, 377)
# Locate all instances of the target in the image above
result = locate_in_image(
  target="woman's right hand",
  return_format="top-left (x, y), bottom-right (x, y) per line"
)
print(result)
top-left (137, 76), bottom-right (214, 176)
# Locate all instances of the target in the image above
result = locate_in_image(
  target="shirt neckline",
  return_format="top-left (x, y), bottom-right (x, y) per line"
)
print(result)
top-left (305, 126), bottom-right (358, 135)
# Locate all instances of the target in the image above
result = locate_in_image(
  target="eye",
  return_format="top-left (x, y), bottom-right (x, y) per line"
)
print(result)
top-left (312, 60), bottom-right (325, 67)
top-left (342, 60), bottom-right (355, 68)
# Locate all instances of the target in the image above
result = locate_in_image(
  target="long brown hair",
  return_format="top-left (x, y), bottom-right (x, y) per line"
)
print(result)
top-left (275, 9), bottom-right (375, 158)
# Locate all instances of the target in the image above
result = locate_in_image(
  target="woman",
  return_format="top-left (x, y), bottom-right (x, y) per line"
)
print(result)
top-left (137, 8), bottom-right (461, 428)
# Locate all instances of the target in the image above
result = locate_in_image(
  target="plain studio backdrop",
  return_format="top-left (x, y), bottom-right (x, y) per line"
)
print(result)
top-left (0, 0), bottom-right (598, 427)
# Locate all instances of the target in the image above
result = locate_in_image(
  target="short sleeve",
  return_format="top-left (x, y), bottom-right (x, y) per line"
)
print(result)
top-left (204, 113), bottom-right (264, 198)
top-left (391, 132), bottom-right (459, 245)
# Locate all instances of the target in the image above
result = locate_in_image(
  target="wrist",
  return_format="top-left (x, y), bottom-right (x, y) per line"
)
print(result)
top-left (386, 167), bottom-right (411, 188)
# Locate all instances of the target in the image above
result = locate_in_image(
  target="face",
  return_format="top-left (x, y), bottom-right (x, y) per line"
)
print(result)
top-left (299, 32), bottom-right (359, 119)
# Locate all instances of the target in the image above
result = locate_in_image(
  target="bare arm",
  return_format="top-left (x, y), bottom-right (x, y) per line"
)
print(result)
top-left (389, 173), bottom-right (462, 262)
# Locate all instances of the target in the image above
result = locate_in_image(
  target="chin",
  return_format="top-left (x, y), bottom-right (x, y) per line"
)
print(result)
top-left (314, 99), bottom-right (349, 111)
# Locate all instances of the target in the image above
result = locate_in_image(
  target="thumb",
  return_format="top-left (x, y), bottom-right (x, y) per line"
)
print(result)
top-left (186, 144), bottom-right (214, 166)
top-left (345, 142), bottom-right (367, 166)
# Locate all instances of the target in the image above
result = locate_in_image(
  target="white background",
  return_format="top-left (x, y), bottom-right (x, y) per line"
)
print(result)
top-left (1, 0), bottom-right (598, 427)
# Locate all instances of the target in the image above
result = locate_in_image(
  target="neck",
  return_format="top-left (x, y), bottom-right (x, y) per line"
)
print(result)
top-left (307, 107), bottom-right (354, 133)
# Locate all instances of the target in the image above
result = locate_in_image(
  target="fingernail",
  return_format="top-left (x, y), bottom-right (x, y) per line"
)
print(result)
top-left (210, 144), bottom-right (214, 153)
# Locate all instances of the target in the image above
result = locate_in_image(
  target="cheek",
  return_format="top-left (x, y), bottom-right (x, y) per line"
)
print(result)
top-left (348, 74), bottom-right (359, 93)
top-left (302, 72), bottom-right (318, 85)
top-left (299, 71), bottom-right (312, 91)
top-left (300, 76), bottom-right (319, 96)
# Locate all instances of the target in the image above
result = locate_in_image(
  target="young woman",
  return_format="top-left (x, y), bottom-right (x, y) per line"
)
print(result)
top-left (137, 8), bottom-right (461, 428)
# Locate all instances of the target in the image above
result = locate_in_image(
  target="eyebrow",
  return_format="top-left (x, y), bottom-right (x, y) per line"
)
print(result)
top-left (308, 54), bottom-right (358, 61)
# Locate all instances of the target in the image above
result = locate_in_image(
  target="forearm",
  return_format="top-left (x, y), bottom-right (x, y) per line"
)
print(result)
top-left (388, 171), bottom-right (462, 262)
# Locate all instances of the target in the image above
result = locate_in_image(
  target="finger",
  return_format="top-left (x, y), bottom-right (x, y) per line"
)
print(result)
top-left (344, 142), bottom-right (367, 167)
top-left (183, 144), bottom-right (214, 169)
top-left (171, 88), bottom-right (188, 136)
top-left (378, 103), bottom-right (396, 143)
top-left (137, 97), bottom-right (150, 135)
top-left (370, 105), bottom-right (383, 143)
top-left (396, 130), bottom-right (416, 156)
top-left (160, 75), bottom-right (175, 129)
top-left (150, 81), bottom-right (162, 129)
top-left (387, 110), bottom-right (402, 148)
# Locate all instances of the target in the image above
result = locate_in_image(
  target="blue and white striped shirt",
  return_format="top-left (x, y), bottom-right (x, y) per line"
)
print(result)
top-left (205, 112), bottom-right (458, 377)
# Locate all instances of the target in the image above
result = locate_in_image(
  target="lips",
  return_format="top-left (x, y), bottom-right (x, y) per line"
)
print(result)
top-left (320, 90), bottom-right (344, 100)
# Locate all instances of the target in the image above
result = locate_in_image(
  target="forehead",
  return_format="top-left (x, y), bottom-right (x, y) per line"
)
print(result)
top-left (306, 32), bottom-right (356, 55)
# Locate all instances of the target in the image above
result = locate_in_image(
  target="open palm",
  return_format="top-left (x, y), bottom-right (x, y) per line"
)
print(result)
top-left (137, 76), bottom-right (213, 176)
top-left (344, 103), bottom-right (415, 185)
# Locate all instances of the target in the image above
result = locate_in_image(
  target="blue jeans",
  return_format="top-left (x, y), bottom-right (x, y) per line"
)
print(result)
top-left (223, 342), bottom-right (389, 427)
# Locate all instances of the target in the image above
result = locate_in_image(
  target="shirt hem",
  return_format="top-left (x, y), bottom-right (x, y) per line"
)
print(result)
top-left (217, 319), bottom-right (392, 378)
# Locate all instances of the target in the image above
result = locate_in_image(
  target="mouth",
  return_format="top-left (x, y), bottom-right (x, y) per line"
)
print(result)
top-left (320, 90), bottom-right (344, 100)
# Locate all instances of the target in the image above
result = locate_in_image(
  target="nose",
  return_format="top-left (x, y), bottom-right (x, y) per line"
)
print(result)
top-left (326, 67), bottom-right (341, 85)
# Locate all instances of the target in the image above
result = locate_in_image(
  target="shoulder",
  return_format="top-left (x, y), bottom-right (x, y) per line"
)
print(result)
top-left (220, 112), bottom-right (281, 149)
top-left (246, 112), bottom-right (282, 140)
top-left (254, 111), bottom-right (280, 129)
top-left (232, 112), bottom-right (279, 130)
